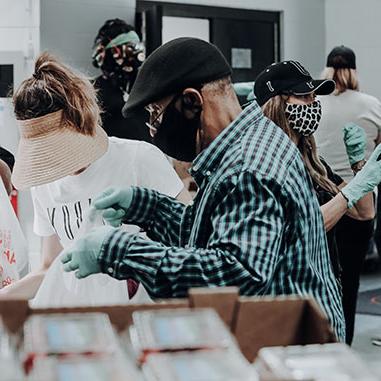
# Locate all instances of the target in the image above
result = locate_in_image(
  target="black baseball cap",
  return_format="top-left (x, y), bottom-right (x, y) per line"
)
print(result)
top-left (326, 45), bottom-right (356, 69)
top-left (122, 37), bottom-right (232, 117)
top-left (254, 60), bottom-right (335, 106)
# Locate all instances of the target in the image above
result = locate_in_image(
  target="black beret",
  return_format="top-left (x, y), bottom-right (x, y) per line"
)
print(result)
top-left (122, 37), bottom-right (232, 117)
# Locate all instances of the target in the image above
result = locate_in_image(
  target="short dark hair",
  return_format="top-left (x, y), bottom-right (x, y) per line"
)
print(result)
top-left (94, 18), bottom-right (135, 47)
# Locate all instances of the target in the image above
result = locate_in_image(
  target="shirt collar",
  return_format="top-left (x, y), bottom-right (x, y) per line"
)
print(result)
top-left (190, 101), bottom-right (262, 181)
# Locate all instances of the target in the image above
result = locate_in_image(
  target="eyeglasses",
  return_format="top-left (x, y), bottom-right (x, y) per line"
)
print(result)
top-left (145, 103), bottom-right (167, 137)
top-left (144, 95), bottom-right (178, 137)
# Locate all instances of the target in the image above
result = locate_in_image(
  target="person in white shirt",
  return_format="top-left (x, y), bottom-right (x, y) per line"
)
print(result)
top-left (0, 52), bottom-right (190, 300)
top-left (315, 46), bottom-right (381, 181)
top-left (0, 159), bottom-right (11, 195)
top-left (314, 45), bottom-right (381, 344)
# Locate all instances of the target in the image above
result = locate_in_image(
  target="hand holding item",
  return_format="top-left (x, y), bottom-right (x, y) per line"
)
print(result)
top-left (343, 123), bottom-right (366, 166)
top-left (341, 144), bottom-right (381, 208)
top-left (61, 225), bottom-right (116, 279)
top-left (92, 187), bottom-right (134, 227)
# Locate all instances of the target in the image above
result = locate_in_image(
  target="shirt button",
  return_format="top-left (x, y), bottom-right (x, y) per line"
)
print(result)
top-left (206, 171), bottom-right (211, 176)
top-left (107, 267), bottom-right (113, 274)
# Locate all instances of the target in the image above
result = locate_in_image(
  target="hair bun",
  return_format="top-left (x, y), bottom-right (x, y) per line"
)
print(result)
top-left (33, 54), bottom-right (54, 79)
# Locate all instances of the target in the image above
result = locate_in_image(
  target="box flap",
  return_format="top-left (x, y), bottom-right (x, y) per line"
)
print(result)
top-left (189, 287), bottom-right (239, 328)
top-left (0, 298), bottom-right (29, 333)
top-left (32, 299), bottom-right (189, 332)
top-left (233, 296), bottom-right (314, 362)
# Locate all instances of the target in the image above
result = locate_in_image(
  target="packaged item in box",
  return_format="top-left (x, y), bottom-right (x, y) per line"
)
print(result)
top-left (255, 343), bottom-right (378, 381)
top-left (23, 313), bottom-right (117, 356)
top-left (32, 207), bottom-right (131, 308)
top-left (130, 308), bottom-right (234, 359)
top-left (143, 349), bottom-right (258, 381)
top-left (28, 353), bottom-right (138, 381)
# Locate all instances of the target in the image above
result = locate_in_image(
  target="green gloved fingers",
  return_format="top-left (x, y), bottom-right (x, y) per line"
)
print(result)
top-left (102, 208), bottom-right (126, 227)
top-left (93, 187), bottom-right (134, 225)
top-left (61, 225), bottom-right (116, 279)
top-left (343, 123), bottom-right (367, 166)
top-left (341, 144), bottom-right (381, 208)
top-left (63, 259), bottom-right (79, 272)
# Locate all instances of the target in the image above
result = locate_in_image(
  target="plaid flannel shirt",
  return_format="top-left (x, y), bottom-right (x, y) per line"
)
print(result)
top-left (99, 101), bottom-right (345, 341)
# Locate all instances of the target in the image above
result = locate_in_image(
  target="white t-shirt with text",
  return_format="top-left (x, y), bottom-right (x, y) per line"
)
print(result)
top-left (31, 137), bottom-right (184, 248)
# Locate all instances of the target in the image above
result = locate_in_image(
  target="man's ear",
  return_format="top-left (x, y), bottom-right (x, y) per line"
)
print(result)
top-left (182, 88), bottom-right (203, 112)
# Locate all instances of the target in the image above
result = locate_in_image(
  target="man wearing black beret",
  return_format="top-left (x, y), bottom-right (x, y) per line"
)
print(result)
top-left (62, 38), bottom-right (345, 341)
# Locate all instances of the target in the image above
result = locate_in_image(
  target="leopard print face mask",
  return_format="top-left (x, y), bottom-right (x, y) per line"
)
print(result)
top-left (285, 99), bottom-right (322, 136)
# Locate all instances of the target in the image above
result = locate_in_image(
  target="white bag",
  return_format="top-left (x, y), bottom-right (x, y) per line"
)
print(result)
top-left (0, 180), bottom-right (29, 289)
top-left (32, 207), bottom-right (152, 308)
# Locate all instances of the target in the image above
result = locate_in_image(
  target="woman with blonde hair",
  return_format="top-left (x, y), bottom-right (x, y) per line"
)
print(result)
top-left (0, 52), bottom-right (189, 301)
top-left (315, 46), bottom-right (381, 344)
top-left (254, 60), bottom-right (381, 344)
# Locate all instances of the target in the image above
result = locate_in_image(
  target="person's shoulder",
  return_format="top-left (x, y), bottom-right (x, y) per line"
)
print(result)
top-left (93, 75), bottom-right (107, 88)
top-left (30, 183), bottom-right (51, 202)
top-left (240, 116), bottom-right (300, 185)
top-left (347, 90), bottom-right (380, 105)
top-left (108, 136), bottom-right (152, 149)
top-left (109, 137), bottom-right (166, 163)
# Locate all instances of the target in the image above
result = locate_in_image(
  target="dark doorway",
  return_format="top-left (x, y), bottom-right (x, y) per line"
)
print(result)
top-left (0, 65), bottom-right (13, 97)
top-left (136, 1), bottom-right (280, 83)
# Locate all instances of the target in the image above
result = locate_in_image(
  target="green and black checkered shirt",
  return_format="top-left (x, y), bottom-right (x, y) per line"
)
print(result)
top-left (99, 101), bottom-right (345, 341)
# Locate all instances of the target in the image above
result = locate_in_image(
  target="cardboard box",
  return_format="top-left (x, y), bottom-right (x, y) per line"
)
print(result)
top-left (0, 288), bottom-right (336, 362)
top-left (232, 295), bottom-right (336, 362)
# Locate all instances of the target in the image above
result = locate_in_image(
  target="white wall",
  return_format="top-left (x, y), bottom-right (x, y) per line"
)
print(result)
top-left (152, 0), bottom-right (326, 78)
top-left (0, 0), bottom-right (40, 255)
top-left (0, 0), bottom-right (138, 256)
top-left (325, 0), bottom-right (381, 100)
top-left (0, 0), bottom-right (40, 152)
top-left (0, 0), bottom-right (39, 71)
top-left (40, 0), bottom-right (136, 76)
top-left (162, 16), bottom-right (210, 43)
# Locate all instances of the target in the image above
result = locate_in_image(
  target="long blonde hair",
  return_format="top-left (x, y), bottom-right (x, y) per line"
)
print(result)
top-left (13, 52), bottom-right (101, 135)
top-left (321, 67), bottom-right (359, 95)
top-left (262, 95), bottom-right (339, 195)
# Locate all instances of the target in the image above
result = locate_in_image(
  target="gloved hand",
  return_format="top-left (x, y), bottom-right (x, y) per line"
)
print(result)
top-left (341, 144), bottom-right (381, 208)
top-left (92, 187), bottom-right (134, 227)
top-left (343, 123), bottom-right (367, 166)
top-left (61, 225), bottom-right (116, 279)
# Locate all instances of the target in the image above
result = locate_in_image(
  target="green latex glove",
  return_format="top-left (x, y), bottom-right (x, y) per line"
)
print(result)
top-left (341, 144), bottom-right (381, 208)
top-left (343, 123), bottom-right (367, 166)
top-left (233, 82), bottom-right (254, 97)
top-left (61, 225), bottom-right (116, 279)
top-left (92, 187), bottom-right (134, 227)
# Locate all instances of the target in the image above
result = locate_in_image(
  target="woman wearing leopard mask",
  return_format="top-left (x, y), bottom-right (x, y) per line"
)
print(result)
top-left (255, 61), bottom-right (380, 343)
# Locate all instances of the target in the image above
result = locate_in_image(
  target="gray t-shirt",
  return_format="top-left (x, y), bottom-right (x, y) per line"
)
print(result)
top-left (315, 90), bottom-right (381, 182)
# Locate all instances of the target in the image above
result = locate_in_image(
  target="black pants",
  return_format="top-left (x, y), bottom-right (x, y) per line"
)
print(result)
top-left (335, 215), bottom-right (374, 345)
top-left (374, 185), bottom-right (381, 256)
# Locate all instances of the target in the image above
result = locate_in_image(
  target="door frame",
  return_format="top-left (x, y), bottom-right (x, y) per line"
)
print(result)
top-left (136, 1), bottom-right (281, 60)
